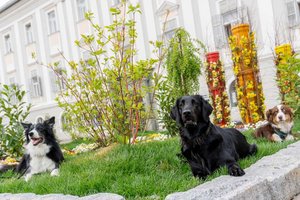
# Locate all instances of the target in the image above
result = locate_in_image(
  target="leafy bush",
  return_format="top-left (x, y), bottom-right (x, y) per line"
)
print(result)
top-left (46, 2), bottom-right (163, 146)
top-left (0, 84), bottom-right (31, 158)
top-left (277, 54), bottom-right (300, 117)
top-left (157, 28), bottom-right (204, 135)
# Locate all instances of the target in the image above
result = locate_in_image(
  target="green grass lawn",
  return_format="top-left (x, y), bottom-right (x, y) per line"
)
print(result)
top-left (0, 124), bottom-right (299, 200)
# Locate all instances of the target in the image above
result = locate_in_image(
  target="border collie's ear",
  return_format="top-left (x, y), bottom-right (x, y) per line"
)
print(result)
top-left (21, 123), bottom-right (32, 131)
top-left (196, 95), bottom-right (213, 123)
top-left (170, 98), bottom-right (182, 126)
top-left (44, 116), bottom-right (55, 128)
top-left (266, 108), bottom-right (273, 122)
top-left (283, 105), bottom-right (294, 119)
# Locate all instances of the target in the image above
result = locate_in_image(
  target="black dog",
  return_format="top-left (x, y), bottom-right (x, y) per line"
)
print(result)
top-left (171, 95), bottom-right (257, 178)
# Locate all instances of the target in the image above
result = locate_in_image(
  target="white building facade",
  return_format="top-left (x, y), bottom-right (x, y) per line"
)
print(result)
top-left (0, 0), bottom-right (298, 141)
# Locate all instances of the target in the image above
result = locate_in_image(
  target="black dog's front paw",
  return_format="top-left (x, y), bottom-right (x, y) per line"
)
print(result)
top-left (228, 164), bottom-right (245, 176)
top-left (192, 167), bottom-right (211, 179)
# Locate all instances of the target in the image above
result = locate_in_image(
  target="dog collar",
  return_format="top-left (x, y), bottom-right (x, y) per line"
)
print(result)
top-left (274, 128), bottom-right (289, 140)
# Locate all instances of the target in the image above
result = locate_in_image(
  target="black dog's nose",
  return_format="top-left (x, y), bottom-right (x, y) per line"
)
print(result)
top-left (29, 132), bottom-right (34, 137)
top-left (183, 110), bottom-right (191, 116)
top-left (278, 116), bottom-right (283, 120)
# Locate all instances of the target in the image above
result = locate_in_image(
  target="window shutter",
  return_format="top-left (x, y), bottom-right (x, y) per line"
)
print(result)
top-left (286, 0), bottom-right (298, 27)
top-left (212, 14), bottom-right (225, 49)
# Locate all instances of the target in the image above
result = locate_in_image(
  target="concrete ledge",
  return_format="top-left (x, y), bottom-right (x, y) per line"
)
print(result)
top-left (166, 141), bottom-right (300, 200)
top-left (0, 193), bottom-right (125, 200)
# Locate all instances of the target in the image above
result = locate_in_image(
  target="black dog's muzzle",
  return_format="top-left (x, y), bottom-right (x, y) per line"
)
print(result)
top-left (182, 109), bottom-right (197, 127)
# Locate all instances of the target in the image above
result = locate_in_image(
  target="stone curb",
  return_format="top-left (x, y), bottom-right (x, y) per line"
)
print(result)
top-left (0, 193), bottom-right (125, 200)
top-left (166, 141), bottom-right (300, 200)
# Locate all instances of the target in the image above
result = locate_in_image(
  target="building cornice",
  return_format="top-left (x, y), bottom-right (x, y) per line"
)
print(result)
top-left (0, 0), bottom-right (20, 14)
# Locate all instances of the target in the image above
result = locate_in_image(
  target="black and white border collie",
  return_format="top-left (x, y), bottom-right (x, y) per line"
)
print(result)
top-left (254, 105), bottom-right (294, 142)
top-left (0, 117), bottom-right (64, 181)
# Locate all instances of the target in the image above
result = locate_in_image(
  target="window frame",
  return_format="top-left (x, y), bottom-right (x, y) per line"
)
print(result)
top-left (31, 70), bottom-right (43, 97)
top-left (47, 10), bottom-right (58, 34)
top-left (8, 77), bottom-right (18, 104)
top-left (50, 64), bottom-right (67, 93)
top-left (25, 22), bottom-right (34, 45)
top-left (162, 17), bottom-right (179, 41)
top-left (77, 0), bottom-right (88, 21)
top-left (112, 0), bottom-right (121, 7)
top-left (286, 0), bottom-right (300, 27)
top-left (4, 34), bottom-right (12, 54)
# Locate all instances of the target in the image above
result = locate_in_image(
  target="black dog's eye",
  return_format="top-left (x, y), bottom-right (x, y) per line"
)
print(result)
top-left (179, 100), bottom-right (185, 107)
top-left (192, 99), bottom-right (200, 107)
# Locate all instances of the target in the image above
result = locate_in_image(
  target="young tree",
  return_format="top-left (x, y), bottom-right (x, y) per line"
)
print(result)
top-left (157, 28), bottom-right (204, 135)
top-left (47, 1), bottom-right (163, 146)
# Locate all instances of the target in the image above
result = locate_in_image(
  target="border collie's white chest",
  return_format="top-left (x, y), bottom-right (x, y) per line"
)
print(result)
top-left (26, 143), bottom-right (56, 173)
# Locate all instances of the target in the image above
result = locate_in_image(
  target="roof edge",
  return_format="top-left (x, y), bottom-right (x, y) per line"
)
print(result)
top-left (0, 0), bottom-right (21, 14)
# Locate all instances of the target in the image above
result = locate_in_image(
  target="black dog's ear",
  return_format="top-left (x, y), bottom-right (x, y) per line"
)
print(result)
top-left (170, 99), bottom-right (182, 126)
top-left (21, 123), bottom-right (32, 131)
top-left (44, 116), bottom-right (55, 128)
top-left (195, 95), bottom-right (213, 123)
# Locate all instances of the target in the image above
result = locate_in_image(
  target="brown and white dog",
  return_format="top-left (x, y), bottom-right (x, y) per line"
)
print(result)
top-left (253, 105), bottom-right (294, 142)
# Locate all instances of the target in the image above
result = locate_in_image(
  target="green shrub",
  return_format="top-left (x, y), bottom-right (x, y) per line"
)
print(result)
top-left (157, 28), bottom-right (204, 136)
top-left (45, 1), bottom-right (163, 146)
top-left (0, 84), bottom-right (31, 158)
top-left (277, 54), bottom-right (300, 117)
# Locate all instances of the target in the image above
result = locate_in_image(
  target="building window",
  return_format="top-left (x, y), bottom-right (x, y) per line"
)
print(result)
top-left (61, 113), bottom-right (73, 132)
top-left (25, 23), bottom-right (34, 44)
top-left (50, 65), bottom-right (66, 93)
top-left (286, 0), bottom-right (300, 27)
top-left (112, 0), bottom-right (121, 6)
top-left (163, 18), bottom-right (178, 40)
top-left (77, 0), bottom-right (87, 21)
top-left (9, 77), bottom-right (15, 86)
top-left (164, 18), bottom-right (177, 32)
top-left (229, 81), bottom-right (238, 107)
top-left (212, 1), bottom-right (248, 48)
top-left (218, 0), bottom-right (237, 14)
top-left (48, 10), bottom-right (58, 34)
top-left (4, 34), bottom-right (12, 54)
top-left (30, 70), bottom-right (43, 97)
top-left (9, 77), bottom-right (17, 104)
top-left (224, 23), bottom-right (232, 39)
top-left (61, 114), bottom-right (68, 131)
